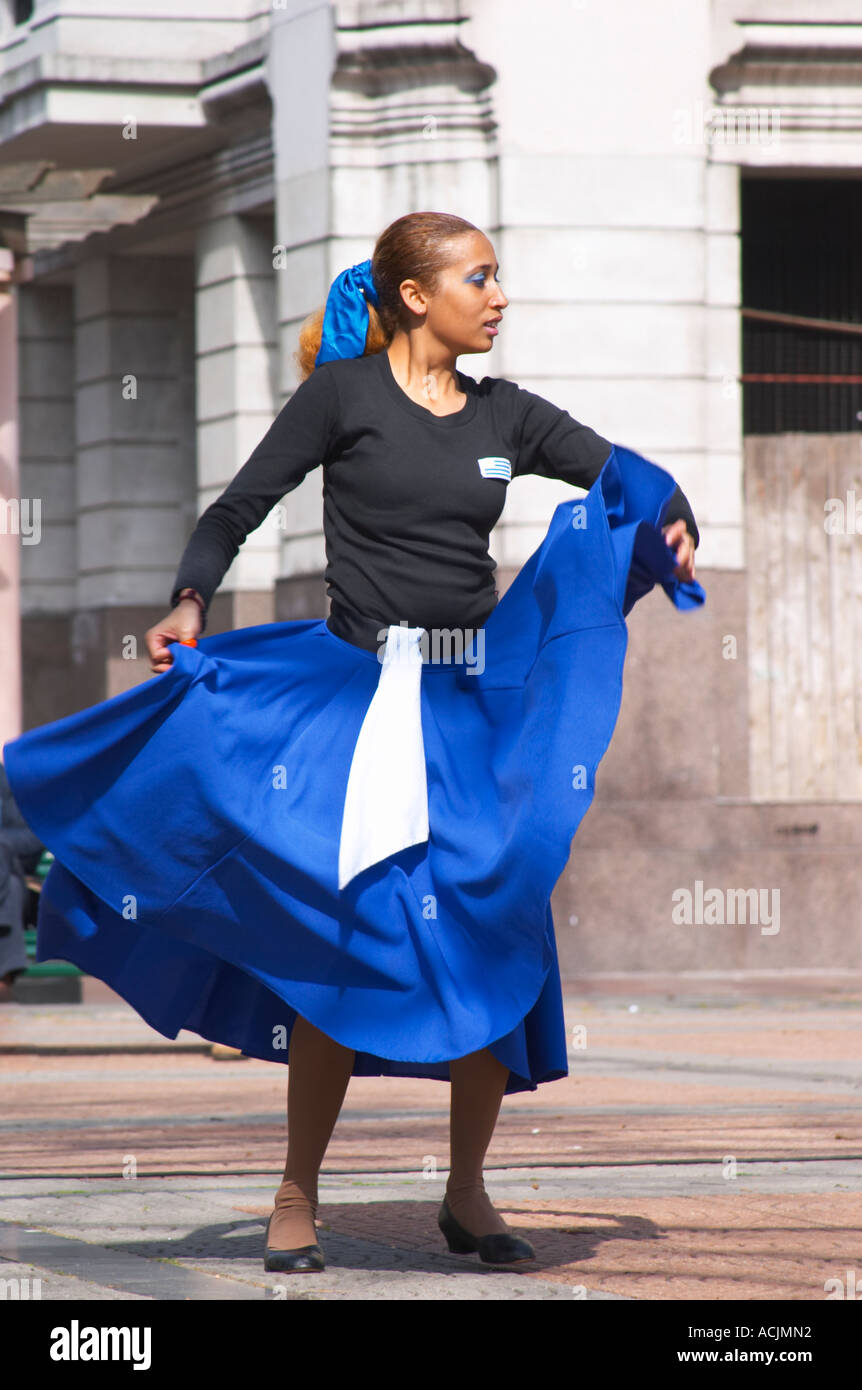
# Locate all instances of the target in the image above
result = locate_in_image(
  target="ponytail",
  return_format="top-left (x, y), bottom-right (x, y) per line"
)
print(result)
top-left (294, 211), bottom-right (479, 381)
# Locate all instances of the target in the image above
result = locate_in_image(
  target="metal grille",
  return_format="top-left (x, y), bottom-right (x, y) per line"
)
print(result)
top-left (741, 178), bottom-right (862, 434)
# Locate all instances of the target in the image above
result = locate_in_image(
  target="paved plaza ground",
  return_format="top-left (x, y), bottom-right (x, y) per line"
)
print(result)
top-left (1, 981), bottom-right (860, 1305)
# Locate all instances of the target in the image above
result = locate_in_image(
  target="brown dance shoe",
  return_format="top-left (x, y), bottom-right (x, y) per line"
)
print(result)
top-left (263, 1194), bottom-right (325, 1273)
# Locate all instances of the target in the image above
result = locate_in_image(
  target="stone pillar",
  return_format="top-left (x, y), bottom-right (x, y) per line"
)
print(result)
top-left (72, 254), bottom-right (196, 708)
top-left (266, 0), bottom-right (334, 619)
top-left (264, 0), bottom-right (499, 620)
top-left (193, 212), bottom-right (280, 630)
top-left (0, 248), bottom-right (21, 748)
top-left (15, 281), bottom-right (77, 731)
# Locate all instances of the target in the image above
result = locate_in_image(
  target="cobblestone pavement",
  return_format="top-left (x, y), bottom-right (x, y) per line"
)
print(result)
top-left (1, 986), bottom-right (860, 1302)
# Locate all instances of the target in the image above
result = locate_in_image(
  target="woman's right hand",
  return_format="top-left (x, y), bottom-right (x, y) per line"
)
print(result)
top-left (145, 600), bottom-right (202, 673)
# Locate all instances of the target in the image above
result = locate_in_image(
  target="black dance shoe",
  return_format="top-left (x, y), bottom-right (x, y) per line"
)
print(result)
top-left (437, 1195), bottom-right (537, 1264)
top-left (263, 1212), bottom-right (326, 1272)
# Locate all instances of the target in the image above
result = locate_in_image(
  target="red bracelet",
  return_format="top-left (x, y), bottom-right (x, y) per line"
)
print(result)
top-left (177, 588), bottom-right (206, 615)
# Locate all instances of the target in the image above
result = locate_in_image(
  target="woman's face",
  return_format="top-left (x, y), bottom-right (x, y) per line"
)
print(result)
top-left (398, 231), bottom-right (508, 355)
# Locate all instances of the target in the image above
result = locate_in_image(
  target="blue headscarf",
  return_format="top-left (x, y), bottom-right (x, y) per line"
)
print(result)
top-left (315, 258), bottom-right (380, 367)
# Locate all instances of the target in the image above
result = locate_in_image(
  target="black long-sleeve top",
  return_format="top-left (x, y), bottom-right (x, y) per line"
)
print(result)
top-left (170, 348), bottom-right (699, 652)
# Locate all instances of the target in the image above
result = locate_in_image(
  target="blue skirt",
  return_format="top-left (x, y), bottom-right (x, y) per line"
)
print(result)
top-left (2, 446), bottom-right (705, 1094)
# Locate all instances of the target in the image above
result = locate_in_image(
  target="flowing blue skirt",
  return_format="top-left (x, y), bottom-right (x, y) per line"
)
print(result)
top-left (2, 446), bottom-right (705, 1094)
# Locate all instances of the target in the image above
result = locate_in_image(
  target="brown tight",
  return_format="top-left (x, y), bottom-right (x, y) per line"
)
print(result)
top-left (267, 1012), bottom-right (512, 1250)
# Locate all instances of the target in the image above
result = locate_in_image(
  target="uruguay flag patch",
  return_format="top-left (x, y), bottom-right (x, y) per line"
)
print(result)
top-left (477, 456), bottom-right (511, 481)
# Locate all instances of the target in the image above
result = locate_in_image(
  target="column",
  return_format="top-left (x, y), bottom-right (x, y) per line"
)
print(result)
top-left (74, 253), bottom-right (196, 703)
top-left (193, 212), bottom-right (280, 628)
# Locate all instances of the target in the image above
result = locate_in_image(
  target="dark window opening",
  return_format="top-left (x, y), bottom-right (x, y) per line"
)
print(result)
top-left (741, 177), bottom-right (862, 433)
top-left (13, 1), bottom-right (35, 24)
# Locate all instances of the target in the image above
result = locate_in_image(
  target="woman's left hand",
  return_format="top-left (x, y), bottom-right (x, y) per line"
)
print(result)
top-left (661, 519), bottom-right (696, 582)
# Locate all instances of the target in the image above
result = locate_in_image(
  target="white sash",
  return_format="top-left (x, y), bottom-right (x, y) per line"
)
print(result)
top-left (338, 624), bottom-right (429, 889)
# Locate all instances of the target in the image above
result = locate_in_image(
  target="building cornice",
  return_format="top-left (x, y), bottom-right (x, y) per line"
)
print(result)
top-left (331, 17), bottom-right (497, 162)
top-left (0, 39), bottom-right (273, 266)
top-left (707, 26), bottom-right (862, 159)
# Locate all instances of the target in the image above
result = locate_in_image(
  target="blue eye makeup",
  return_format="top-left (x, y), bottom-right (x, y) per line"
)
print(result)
top-left (465, 270), bottom-right (502, 286)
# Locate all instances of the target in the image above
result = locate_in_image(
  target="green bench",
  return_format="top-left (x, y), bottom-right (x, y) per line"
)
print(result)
top-left (23, 850), bottom-right (83, 979)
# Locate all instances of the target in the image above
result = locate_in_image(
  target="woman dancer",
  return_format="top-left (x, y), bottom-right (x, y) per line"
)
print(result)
top-left (4, 211), bottom-right (702, 1275)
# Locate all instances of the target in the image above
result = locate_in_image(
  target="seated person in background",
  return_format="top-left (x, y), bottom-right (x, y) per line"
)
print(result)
top-left (0, 760), bottom-right (44, 992)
